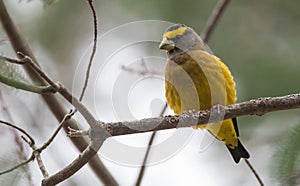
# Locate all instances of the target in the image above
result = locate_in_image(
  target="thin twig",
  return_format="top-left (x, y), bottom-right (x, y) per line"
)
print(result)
top-left (201, 0), bottom-right (231, 43)
top-left (42, 125), bottom-right (109, 186)
top-left (0, 54), bottom-right (26, 64)
top-left (21, 136), bottom-right (49, 178)
top-left (79, 0), bottom-right (98, 101)
top-left (17, 52), bottom-right (60, 90)
top-left (0, 53), bottom-right (97, 127)
top-left (201, 1), bottom-right (265, 184)
top-left (67, 126), bottom-right (89, 137)
top-left (0, 0), bottom-right (117, 184)
top-left (0, 154), bottom-right (35, 175)
top-left (0, 110), bottom-right (74, 178)
top-left (135, 90), bottom-right (167, 186)
top-left (0, 119), bottom-right (49, 177)
top-left (121, 65), bottom-right (162, 77)
top-left (0, 120), bottom-right (39, 176)
top-left (57, 84), bottom-right (97, 127)
top-left (158, 103), bottom-right (168, 117)
top-left (0, 120), bottom-right (35, 145)
top-left (33, 146), bottom-right (49, 178)
top-left (121, 58), bottom-right (163, 77)
top-left (135, 131), bottom-right (156, 186)
top-left (39, 110), bottom-right (75, 152)
top-left (244, 159), bottom-right (264, 186)
top-left (0, 92), bottom-right (34, 185)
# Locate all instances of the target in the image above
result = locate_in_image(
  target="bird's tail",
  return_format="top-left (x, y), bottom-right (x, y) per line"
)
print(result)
top-left (227, 140), bottom-right (250, 163)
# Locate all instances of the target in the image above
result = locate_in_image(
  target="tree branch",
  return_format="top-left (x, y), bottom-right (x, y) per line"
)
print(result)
top-left (54, 93), bottom-right (299, 185)
top-left (103, 94), bottom-right (300, 136)
top-left (201, 0), bottom-right (231, 43)
top-left (0, 0), bottom-right (117, 185)
top-left (0, 53), bottom-right (97, 128)
top-left (79, 0), bottom-right (98, 102)
top-left (0, 110), bottom-right (78, 179)
top-left (0, 154), bottom-right (34, 175)
top-left (244, 159), bottom-right (264, 186)
top-left (0, 120), bottom-right (35, 144)
top-left (42, 125), bottom-right (110, 186)
top-left (0, 92), bottom-right (33, 184)
top-left (41, 143), bottom-right (98, 186)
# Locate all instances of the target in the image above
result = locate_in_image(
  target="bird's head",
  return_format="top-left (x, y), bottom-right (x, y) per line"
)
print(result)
top-left (159, 24), bottom-right (205, 54)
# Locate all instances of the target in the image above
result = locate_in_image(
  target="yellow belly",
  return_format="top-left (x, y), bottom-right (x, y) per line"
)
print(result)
top-left (165, 50), bottom-right (238, 148)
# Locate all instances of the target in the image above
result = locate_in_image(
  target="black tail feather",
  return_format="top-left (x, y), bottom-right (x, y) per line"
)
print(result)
top-left (227, 140), bottom-right (250, 163)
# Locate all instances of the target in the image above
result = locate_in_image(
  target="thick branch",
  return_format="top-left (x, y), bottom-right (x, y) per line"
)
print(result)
top-left (42, 143), bottom-right (98, 186)
top-left (63, 93), bottom-right (298, 186)
top-left (104, 94), bottom-right (300, 136)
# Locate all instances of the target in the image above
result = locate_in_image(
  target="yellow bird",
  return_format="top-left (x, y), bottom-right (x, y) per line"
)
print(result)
top-left (159, 24), bottom-right (249, 163)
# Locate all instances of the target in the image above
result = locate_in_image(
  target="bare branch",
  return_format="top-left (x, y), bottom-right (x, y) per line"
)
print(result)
top-left (39, 110), bottom-right (75, 152)
top-left (0, 52), bottom-right (102, 180)
top-left (57, 84), bottom-right (97, 127)
top-left (200, 1), bottom-right (265, 184)
top-left (0, 154), bottom-right (35, 175)
top-left (41, 144), bottom-right (97, 186)
top-left (0, 120), bottom-right (35, 145)
top-left (121, 58), bottom-right (162, 77)
top-left (44, 94), bottom-right (300, 185)
top-left (21, 134), bottom-right (49, 178)
top-left (0, 92), bottom-right (33, 184)
top-left (0, 110), bottom-right (75, 179)
top-left (0, 1), bottom-right (117, 184)
top-left (79, 0), bottom-right (98, 101)
top-left (33, 147), bottom-right (49, 178)
top-left (0, 120), bottom-right (44, 176)
top-left (104, 94), bottom-right (300, 136)
top-left (201, 0), bottom-right (231, 43)
top-left (67, 126), bottom-right (89, 137)
top-left (42, 125), bottom-right (110, 186)
top-left (0, 53), bottom-right (97, 127)
top-left (0, 111), bottom-right (73, 178)
top-left (244, 159), bottom-right (264, 186)
top-left (16, 52), bottom-right (60, 90)
top-left (135, 130), bottom-right (156, 186)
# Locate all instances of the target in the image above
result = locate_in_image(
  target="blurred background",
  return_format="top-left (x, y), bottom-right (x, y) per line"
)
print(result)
top-left (0, 0), bottom-right (299, 185)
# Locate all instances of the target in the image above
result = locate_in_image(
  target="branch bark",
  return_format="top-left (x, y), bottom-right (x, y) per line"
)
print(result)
top-left (52, 93), bottom-right (299, 185)
top-left (42, 125), bottom-right (110, 186)
top-left (103, 94), bottom-right (300, 136)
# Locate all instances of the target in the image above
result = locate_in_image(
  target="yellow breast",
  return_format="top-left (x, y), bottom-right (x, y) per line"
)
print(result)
top-left (165, 50), bottom-right (238, 147)
top-left (165, 50), bottom-right (236, 113)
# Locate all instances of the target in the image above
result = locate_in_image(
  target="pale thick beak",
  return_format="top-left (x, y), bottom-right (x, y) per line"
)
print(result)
top-left (159, 38), bottom-right (175, 51)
